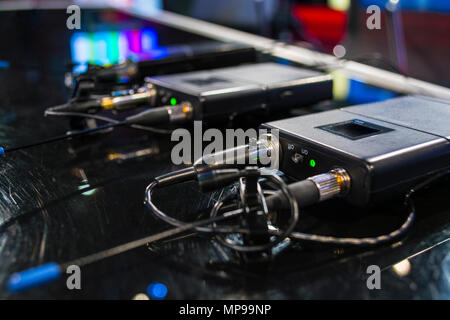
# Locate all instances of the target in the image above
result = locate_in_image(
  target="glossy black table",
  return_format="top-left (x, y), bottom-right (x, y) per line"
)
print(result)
top-left (0, 9), bottom-right (449, 300)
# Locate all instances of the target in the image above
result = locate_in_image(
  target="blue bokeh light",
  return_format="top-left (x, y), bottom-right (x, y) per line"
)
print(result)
top-left (147, 282), bottom-right (168, 300)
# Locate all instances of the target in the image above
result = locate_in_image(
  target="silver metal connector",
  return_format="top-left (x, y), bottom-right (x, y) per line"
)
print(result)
top-left (166, 101), bottom-right (194, 123)
top-left (101, 84), bottom-right (157, 110)
top-left (193, 133), bottom-right (280, 170)
top-left (308, 168), bottom-right (351, 201)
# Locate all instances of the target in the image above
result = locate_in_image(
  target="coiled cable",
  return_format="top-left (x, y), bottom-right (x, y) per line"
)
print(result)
top-left (145, 169), bottom-right (299, 251)
top-left (268, 170), bottom-right (449, 246)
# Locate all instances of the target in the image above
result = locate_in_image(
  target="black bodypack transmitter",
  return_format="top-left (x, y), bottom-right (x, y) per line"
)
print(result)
top-left (262, 96), bottom-right (450, 206)
top-left (146, 62), bottom-right (332, 122)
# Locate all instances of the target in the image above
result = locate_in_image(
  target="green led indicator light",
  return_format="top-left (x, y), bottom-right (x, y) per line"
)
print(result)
top-left (309, 159), bottom-right (316, 168)
top-left (170, 97), bottom-right (177, 106)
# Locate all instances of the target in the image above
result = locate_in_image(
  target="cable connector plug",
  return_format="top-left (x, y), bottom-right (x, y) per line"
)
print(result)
top-left (308, 168), bottom-right (351, 201)
top-left (266, 168), bottom-right (351, 210)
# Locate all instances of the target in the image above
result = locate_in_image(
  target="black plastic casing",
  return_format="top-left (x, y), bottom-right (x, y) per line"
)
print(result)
top-left (137, 42), bottom-right (257, 80)
top-left (261, 96), bottom-right (450, 206)
top-left (146, 63), bottom-right (332, 122)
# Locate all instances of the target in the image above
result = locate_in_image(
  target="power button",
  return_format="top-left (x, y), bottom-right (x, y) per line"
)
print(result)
top-left (291, 153), bottom-right (303, 164)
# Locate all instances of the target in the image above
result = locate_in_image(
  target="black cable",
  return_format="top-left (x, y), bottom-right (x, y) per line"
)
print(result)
top-left (269, 170), bottom-right (449, 246)
top-left (145, 169), bottom-right (299, 252)
top-left (2, 122), bottom-right (121, 153)
top-left (45, 109), bottom-right (173, 135)
top-left (1, 105), bottom-right (179, 156)
top-left (209, 174), bottom-right (299, 252)
top-left (145, 180), bottom-right (249, 234)
top-left (146, 159), bottom-right (448, 253)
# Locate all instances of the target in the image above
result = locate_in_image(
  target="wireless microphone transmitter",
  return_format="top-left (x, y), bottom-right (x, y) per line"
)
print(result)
top-left (145, 62), bottom-right (333, 122)
top-left (261, 95), bottom-right (450, 206)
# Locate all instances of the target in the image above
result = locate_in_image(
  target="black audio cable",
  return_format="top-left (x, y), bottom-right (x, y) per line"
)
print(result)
top-left (44, 109), bottom-right (173, 135)
top-left (265, 169), bottom-right (449, 246)
top-left (145, 168), bottom-right (299, 248)
top-left (264, 168), bottom-right (351, 210)
top-left (144, 167), bottom-right (347, 252)
top-left (147, 164), bottom-right (449, 249)
top-left (0, 102), bottom-right (193, 157)
top-left (143, 140), bottom-right (275, 232)
top-left (45, 83), bottom-right (157, 114)
top-left (7, 170), bottom-right (447, 292)
top-left (150, 135), bottom-right (278, 189)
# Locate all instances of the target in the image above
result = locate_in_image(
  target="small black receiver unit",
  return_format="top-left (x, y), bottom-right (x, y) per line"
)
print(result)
top-left (145, 62), bottom-right (332, 122)
top-left (261, 96), bottom-right (450, 206)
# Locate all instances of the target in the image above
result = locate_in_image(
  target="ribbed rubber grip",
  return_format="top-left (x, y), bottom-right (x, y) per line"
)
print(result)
top-left (124, 107), bottom-right (170, 126)
top-left (265, 179), bottom-right (320, 210)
